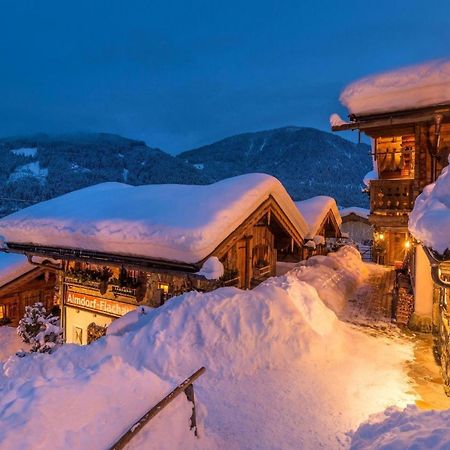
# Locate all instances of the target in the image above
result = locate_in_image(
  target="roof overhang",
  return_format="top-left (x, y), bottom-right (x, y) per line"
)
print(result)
top-left (3, 242), bottom-right (200, 274)
top-left (331, 103), bottom-right (450, 133)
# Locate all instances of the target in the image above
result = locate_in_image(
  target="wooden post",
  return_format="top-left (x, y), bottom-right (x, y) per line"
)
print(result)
top-left (184, 383), bottom-right (198, 436)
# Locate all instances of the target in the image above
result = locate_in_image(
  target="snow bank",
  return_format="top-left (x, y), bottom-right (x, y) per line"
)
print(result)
top-left (351, 405), bottom-right (450, 450)
top-left (0, 174), bottom-right (309, 264)
top-left (340, 207), bottom-right (370, 220)
top-left (0, 327), bottom-right (29, 362)
top-left (0, 247), bottom-right (415, 449)
top-left (296, 246), bottom-right (369, 313)
top-left (295, 196), bottom-right (341, 238)
top-left (0, 252), bottom-right (34, 288)
top-left (341, 58), bottom-right (450, 116)
top-left (409, 157), bottom-right (450, 254)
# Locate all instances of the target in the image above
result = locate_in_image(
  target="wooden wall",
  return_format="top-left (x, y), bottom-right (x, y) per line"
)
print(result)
top-left (0, 270), bottom-right (57, 326)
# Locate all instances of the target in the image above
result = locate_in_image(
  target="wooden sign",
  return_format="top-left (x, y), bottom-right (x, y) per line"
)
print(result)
top-left (66, 290), bottom-right (136, 317)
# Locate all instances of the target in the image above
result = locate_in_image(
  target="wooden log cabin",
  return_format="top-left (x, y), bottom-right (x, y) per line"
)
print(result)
top-left (0, 253), bottom-right (56, 326)
top-left (331, 59), bottom-right (450, 331)
top-left (332, 101), bottom-right (450, 265)
top-left (0, 174), bottom-right (309, 344)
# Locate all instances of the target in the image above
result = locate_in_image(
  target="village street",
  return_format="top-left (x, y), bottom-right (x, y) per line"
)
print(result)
top-left (343, 263), bottom-right (450, 412)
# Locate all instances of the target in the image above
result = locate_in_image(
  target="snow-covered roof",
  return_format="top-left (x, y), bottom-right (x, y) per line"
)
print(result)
top-left (0, 252), bottom-right (34, 288)
top-left (340, 207), bottom-right (370, 220)
top-left (363, 169), bottom-right (378, 187)
top-left (295, 196), bottom-right (341, 239)
top-left (340, 59), bottom-right (450, 116)
top-left (0, 174), bottom-right (309, 264)
top-left (409, 157), bottom-right (450, 254)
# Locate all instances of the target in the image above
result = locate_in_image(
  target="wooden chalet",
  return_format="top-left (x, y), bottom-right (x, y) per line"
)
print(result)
top-left (0, 253), bottom-right (56, 326)
top-left (0, 174), bottom-right (309, 344)
top-left (331, 60), bottom-right (450, 392)
top-left (333, 104), bottom-right (450, 265)
top-left (295, 196), bottom-right (342, 258)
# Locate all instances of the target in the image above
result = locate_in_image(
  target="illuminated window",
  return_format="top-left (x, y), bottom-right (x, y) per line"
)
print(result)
top-left (0, 305), bottom-right (4, 319)
top-left (158, 283), bottom-right (169, 294)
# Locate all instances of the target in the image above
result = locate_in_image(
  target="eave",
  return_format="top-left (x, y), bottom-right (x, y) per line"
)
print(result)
top-left (331, 102), bottom-right (450, 133)
top-left (3, 243), bottom-right (200, 274)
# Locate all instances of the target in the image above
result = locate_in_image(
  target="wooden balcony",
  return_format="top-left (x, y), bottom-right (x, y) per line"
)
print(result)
top-left (370, 179), bottom-right (414, 213)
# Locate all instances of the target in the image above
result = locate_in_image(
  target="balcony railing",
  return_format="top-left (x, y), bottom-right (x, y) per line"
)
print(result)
top-left (370, 179), bottom-right (414, 212)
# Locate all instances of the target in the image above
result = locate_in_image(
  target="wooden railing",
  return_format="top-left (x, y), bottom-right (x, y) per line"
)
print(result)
top-left (253, 264), bottom-right (271, 278)
top-left (370, 179), bottom-right (414, 212)
top-left (109, 367), bottom-right (206, 450)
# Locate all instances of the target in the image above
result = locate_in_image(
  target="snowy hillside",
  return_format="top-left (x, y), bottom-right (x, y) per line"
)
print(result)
top-left (0, 247), bottom-right (416, 449)
top-left (0, 133), bottom-right (207, 217)
top-left (0, 128), bottom-right (370, 217)
top-left (178, 126), bottom-right (371, 207)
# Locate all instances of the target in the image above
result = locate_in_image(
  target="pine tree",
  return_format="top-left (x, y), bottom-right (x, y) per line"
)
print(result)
top-left (17, 302), bottom-right (63, 353)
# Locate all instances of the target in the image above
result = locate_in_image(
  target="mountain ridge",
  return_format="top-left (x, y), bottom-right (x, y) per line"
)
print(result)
top-left (0, 127), bottom-right (370, 217)
top-left (178, 126), bottom-right (371, 207)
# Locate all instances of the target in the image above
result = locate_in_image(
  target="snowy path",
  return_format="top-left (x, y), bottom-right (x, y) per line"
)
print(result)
top-left (343, 262), bottom-right (450, 412)
top-left (342, 263), bottom-right (396, 330)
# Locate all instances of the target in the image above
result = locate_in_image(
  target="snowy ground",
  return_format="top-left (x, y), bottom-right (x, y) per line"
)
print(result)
top-left (0, 247), bottom-right (418, 449)
top-left (0, 327), bottom-right (29, 362)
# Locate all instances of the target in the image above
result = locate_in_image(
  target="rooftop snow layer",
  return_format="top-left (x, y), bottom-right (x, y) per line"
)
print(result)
top-left (295, 196), bottom-right (341, 238)
top-left (340, 207), bottom-right (370, 220)
top-left (0, 252), bottom-right (34, 288)
top-left (340, 59), bottom-right (450, 116)
top-left (0, 174), bottom-right (309, 263)
top-left (409, 158), bottom-right (450, 254)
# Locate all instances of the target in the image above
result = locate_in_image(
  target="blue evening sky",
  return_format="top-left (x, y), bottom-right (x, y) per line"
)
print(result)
top-left (0, 0), bottom-right (449, 153)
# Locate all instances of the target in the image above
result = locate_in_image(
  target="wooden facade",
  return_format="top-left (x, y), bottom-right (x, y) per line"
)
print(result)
top-left (0, 268), bottom-right (56, 326)
top-left (333, 105), bottom-right (450, 265)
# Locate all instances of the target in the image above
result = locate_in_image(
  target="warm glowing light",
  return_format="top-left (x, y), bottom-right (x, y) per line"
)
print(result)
top-left (404, 240), bottom-right (411, 249)
top-left (379, 233), bottom-right (385, 241)
top-left (159, 283), bottom-right (169, 294)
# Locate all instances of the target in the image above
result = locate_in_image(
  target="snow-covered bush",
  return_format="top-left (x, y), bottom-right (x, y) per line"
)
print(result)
top-left (17, 302), bottom-right (63, 353)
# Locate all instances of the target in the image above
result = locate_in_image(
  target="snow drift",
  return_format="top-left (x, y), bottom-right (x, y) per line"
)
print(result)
top-left (341, 58), bottom-right (450, 116)
top-left (0, 247), bottom-right (415, 449)
top-left (409, 156), bottom-right (450, 254)
top-left (351, 405), bottom-right (450, 450)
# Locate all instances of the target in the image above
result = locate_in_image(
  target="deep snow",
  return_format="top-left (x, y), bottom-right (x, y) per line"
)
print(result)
top-left (0, 174), bottom-right (309, 263)
top-left (351, 406), bottom-right (450, 450)
top-left (340, 58), bottom-right (450, 115)
top-left (409, 156), bottom-right (450, 254)
top-left (0, 247), bottom-right (416, 449)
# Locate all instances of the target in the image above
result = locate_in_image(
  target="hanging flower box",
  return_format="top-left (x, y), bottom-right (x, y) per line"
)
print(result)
top-left (64, 276), bottom-right (101, 289)
top-left (253, 265), bottom-right (271, 278)
top-left (112, 285), bottom-right (137, 297)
